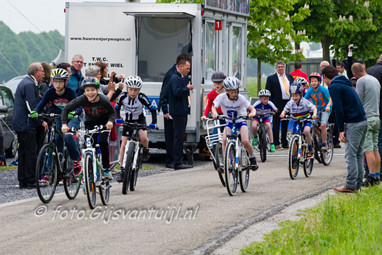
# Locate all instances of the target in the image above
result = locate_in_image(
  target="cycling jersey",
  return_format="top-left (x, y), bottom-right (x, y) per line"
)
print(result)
top-left (35, 87), bottom-right (78, 114)
top-left (213, 93), bottom-right (250, 123)
top-left (283, 97), bottom-right (315, 119)
top-left (252, 100), bottom-right (277, 115)
top-left (115, 92), bottom-right (157, 124)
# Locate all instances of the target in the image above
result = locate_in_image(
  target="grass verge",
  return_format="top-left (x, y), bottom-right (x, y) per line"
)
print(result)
top-left (0, 166), bottom-right (17, 170)
top-left (241, 185), bottom-right (382, 254)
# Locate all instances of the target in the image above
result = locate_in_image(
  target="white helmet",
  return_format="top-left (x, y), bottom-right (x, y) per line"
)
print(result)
top-left (295, 77), bottom-right (308, 85)
top-left (125, 75), bottom-right (142, 89)
top-left (223, 76), bottom-right (240, 91)
top-left (258, 89), bottom-right (271, 97)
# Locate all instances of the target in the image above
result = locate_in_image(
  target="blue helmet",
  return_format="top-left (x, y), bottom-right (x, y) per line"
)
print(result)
top-left (290, 81), bottom-right (304, 94)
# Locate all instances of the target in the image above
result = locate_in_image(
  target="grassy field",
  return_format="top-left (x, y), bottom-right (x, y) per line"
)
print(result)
top-left (246, 77), bottom-right (267, 98)
top-left (240, 185), bottom-right (382, 254)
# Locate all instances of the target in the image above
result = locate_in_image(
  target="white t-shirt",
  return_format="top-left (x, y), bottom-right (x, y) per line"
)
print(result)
top-left (213, 93), bottom-right (250, 123)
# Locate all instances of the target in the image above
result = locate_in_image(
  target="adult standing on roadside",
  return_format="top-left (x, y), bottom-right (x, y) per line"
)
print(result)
top-left (289, 61), bottom-right (309, 82)
top-left (320, 61), bottom-right (330, 87)
top-left (352, 63), bottom-right (381, 186)
top-left (323, 65), bottom-right (367, 193)
top-left (158, 54), bottom-right (191, 169)
top-left (367, 54), bottom-right (382, 175)
top-left (168, 56), bottom-right (194, 170)
top-left (12, 63), bottom-right (48, 189)
top-left (265, 60), bottom-right (293, 149)
top-left (67, 54), bottom-right (84, 96)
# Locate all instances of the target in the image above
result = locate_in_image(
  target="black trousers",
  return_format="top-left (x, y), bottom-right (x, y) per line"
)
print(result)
top-left (164, 118), bottom-right (174, 165)
top-left (17, 132), bottom-right (37, 185)
top-left (172, 115), bottom-right (187, 166)
top-left (86, 123), bottom-right (110, 169)
top-left (273, 100), bottom-right (289, 146)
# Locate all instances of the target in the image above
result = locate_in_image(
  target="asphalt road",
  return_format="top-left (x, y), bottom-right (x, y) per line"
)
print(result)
top-left (0, 147), bottom-right (347, 255)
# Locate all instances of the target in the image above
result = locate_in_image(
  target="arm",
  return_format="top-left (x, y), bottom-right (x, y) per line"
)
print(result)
top-left (61, 96), bottom-right (83, 125)
top-left (203, 92), bottom-right (214, 118)
top-left (34, 89), bottom-right (50, 113)
top-left (139, 94), bottom-right (157, 124)
top-left (211, 105), bottom-right (218, 119)
top-left (247, 105), bottom-right (256, 118)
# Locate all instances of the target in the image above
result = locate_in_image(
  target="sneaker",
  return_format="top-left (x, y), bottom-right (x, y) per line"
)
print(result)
top-left (116, 167), bottom-right (125, 183)
top-left (73, 158), bottom-right (82, 176)
top-left (249, 157), bottom-right (259, 171)
top-left (252, 137), bottom-right (258, 146)
top-left (307, 146), bottom-right (314, 156)
top-left (39, 175), bottom-right (50, 185)
top-left (103, 168), bottom-right (112, 180)
top-left (362, 175), bottom-right (378, 187)
top-left (142, 147), bottom-right (150, 162)
top-left (321, 143), bottom-right (327, 152)
top-left (270, 144), bottom-right (276, 152)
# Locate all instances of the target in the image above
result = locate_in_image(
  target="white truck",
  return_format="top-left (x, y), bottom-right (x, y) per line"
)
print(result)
top-left (65, 1), bottom-right (249, 164)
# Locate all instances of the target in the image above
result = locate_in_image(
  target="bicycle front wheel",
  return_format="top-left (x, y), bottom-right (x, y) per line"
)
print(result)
top-left (288, 136), bottom-right (300, 180)
top-left (122, 142), bottom-right (135, 195)
top-left (259, 125), bottom-right (267, 162)
top-left (214, 142), bottom-right (226, 187)
top-left (321, 127), bottom-right (334, 166)
top-left (239, 147), bottom-right (250, 192)
top-left (99, 180), bottom-right (110, 205)
top-left (130, 167), bottom-right (139, 191)
top-left (224, 141), bottom-right (238, 196)
top-left (84, 153), bottom-right (97, 209)
top-left (36, 144), bottom-right (58, 203)
top-left (63, 149), bottom-right (80, 200)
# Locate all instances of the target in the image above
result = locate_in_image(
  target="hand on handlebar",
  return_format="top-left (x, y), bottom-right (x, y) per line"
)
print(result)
top-left (62, 124), bottom-right (69, 133)
top-left (106, 121), bottom-right (113, 130)
top-left (30, 110), bottom-right (38, 118)
top-left (148, 123), bottom-right (157, 129)
top-left (115, 118), bottom-right (123, 126)
top-left (279, 113), bottom-right (285, 119)
top-left (212, 113), bottom-right (218, 120)
top-left (68, 111), bottom-right (77, 119)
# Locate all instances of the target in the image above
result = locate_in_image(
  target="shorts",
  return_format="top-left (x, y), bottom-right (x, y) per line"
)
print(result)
top-left (314, 111), bottom-right (330, 126)
top-left (253, 117), bottom-right (271, 124)
top-left (292, 121), bottom-right (312, 134)
top-left (226, 121), bottom-right (247, 131)
top-left (363, 116), bottom-right (380, 152)
top-left (122, 118), bottom-right (147, 139)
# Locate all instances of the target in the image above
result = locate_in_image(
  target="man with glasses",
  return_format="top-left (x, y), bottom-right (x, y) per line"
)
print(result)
top-left (265, 60), bottom-right (294, 149)
top-left (12, 63), bottom-right (48, 189)
top-left (68, 54), bottom-right (84, 96)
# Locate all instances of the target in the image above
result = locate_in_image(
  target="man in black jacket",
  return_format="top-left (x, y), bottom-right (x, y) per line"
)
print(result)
top-left (12, 63), bottom-right (48, 189)
top-left (265, 60), bottom-right (294, 148)
top-left (158, 54), bottom-right (191, 168)
top-left (167, 57), bottom-right (194, 170)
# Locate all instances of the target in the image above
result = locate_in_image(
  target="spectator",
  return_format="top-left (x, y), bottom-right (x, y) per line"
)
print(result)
top-left (158, 54), bottom-right (191, 169)
top-left (289, 61), bottom-right (309, 82)
top-left (39, 62), bottom-right (52, 98)
top-left (336, 61), bottom-right (348, 79)
top-left (366, 54), bottom-right (382, 175)
top-left (167, 55), bottom-right (194, 170)
top-left (94, 61), bottom-right (124, 101)
top-left (319, 61), bottom-right (330, 87)
top-left (265, 60), bottom-right (294, 149)
top-left (67, 54), bottom-right (84, 95)
top-left (232, 61), bottom-right (240, 80)
top-left (323, 65), bottom-right (367, 193)
top-left (346, 44), bottom-right (365, 79)
top-left (84, 65), bottom-right (112, 98)
top-left (352, 63), bottom-right (381, 186)
top-left (12, 63), bottom-right (48, 189)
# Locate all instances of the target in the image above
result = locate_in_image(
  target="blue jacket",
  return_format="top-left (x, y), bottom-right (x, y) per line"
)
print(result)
top-left (12, 76), bottom-right (42, 133)
top-left (329, 75), bottom-right (366, 132)
top-left (168, 71), bottom-right (190, 117)
top-left (158, 64), bottom-right (177, 115)
top-left (67, 66), bottom-right (84, 96)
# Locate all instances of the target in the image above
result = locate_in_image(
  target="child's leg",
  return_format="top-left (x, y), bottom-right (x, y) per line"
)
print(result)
top-left (222, 126), bottom-right (230, 157)
top-left (251, 120), bottom-right (259, 137)
top-left (138, 129), bottom-right (149, 148)
top-left (303, 126), bottom-right (312, 145)
top-left (97, 132), bottom-right (110, 169)
top-left (321, 123), bottom-right (327, 144)
top-left (240, 125), bottom-right (254, 156)
top-left (265, 121), bottom-right (274, 144)
top-left (119, 136), bottom-right (128, 166)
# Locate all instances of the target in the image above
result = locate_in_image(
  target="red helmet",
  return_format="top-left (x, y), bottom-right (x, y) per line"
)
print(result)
top-left (309, 72), bottom-right (322, 83)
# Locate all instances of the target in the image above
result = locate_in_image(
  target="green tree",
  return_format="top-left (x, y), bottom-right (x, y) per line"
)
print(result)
top-left (247, 0), bottom-right (310, 92)
top-left (291, 0), bottom-right (382, 64)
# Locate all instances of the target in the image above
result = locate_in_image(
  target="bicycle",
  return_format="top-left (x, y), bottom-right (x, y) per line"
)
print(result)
top-left (222, 116), bottom-right (252, 196)
top-left (282, 115), bottom-right (315, 179)
top-left (75, 121), bottom-right (112, 209)
top-left (119, 121), bottom-right (157, 195)
top-left (35, 113), bottom-right (81, 203)
top-left (252, 112), bottom-right (275, 162)
top-left (203, 116), bottom-right (226, 187)
top-left (311, 112), bottom-right (334, 166)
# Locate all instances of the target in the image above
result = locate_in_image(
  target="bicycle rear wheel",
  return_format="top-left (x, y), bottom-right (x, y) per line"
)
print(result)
top-left (321, 127), bottom-right (334, 166)
top-left (259, 125), bottom-right (267, 162)
top-left (303, 139), bottom-right (314, 177)
top-left (36, 144), bottom-right (58, 203)
top-left (239, 147), bottom-right (250, 192)
top-left (122, 142), bottom-right (135, 194)
top-left (214, 142), bottom-right (226, 187)
top-left (99, 179), bottom-right (110, 205)
top-left (288, 136), bottom-right (300, 180)
top-left (63, 149), bottom-right (80, 200)
top-left (84, 153), bottom-right (97, 209)
top-left (224, 141), bottom-right (238, 196)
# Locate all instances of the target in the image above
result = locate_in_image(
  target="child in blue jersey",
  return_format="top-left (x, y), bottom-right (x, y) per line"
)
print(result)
top-left (251, 89), bottom-right (278, 152)
top-left (280, 81), bottom-right (317, 155)
top-left (304, 72), bottom-right (332, 151)
top-left (30, 68), bottom-right (82, 180)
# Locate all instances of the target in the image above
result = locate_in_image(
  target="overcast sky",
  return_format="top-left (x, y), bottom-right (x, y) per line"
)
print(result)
top-left (0, 0), bottom-right (155, 35)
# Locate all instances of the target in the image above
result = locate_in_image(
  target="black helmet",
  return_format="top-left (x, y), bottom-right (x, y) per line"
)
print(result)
top-left (81, 77), bottom-right (100, 89)
top-left (211, 71), bottom-right (226, 82)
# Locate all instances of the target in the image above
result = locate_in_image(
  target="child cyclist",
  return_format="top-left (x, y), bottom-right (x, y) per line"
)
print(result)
top-left (201, 71), bottom-right (226, 120)
top-left (212, 76), bottom-right (259, 171)
top-left (251, 89), bottom-right (278, 152)
top-left (304, 72), bottom-right (331, 151)
top-left (30, 68), bottom-right (81, 182)
top-left (61, 77), bottom-right (116, 180)
top-left (115, 75), bottom-right (157, 183)
top-left (280, 81), bottom-right (317, 155)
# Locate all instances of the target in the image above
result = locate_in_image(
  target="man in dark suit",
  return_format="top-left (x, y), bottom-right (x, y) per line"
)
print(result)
top-left (265, 60), bottom-right (294, 148)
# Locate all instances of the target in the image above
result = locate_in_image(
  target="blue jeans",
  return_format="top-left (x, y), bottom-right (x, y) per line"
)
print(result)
top-left (55, 118), bottom-right (80, 161)
top-left (344, 120), bottom-right (367, 189)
